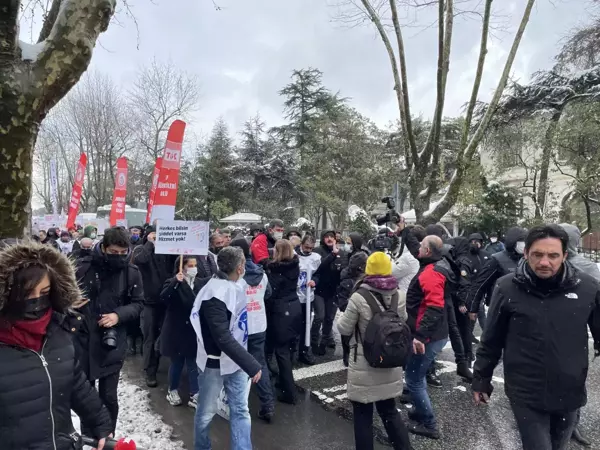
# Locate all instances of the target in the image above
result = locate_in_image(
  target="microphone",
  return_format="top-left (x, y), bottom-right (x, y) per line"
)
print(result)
top-left (81, 436), bottom-right (140, 450)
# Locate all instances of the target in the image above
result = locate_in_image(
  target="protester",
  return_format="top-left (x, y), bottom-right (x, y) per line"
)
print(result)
top-left (251, 219), bottom-right (284, 266)
top-left (337, 252), bottom-right (412, 450)
top-left (231, 237), bottom-right (275, 422)
top-left (285, 227), bottom-right (301, 240)
top-left (74, 226), bottom-right (144, 434)
top-left (392, 225), bottom-right (425, 294)
top-left (39, 229), bottom-right (47, 242)
top-left (221, 230), bottom-right (232, 246)
top-left (249, 223), bottom-right (263, 240)
top-left (289, 235), bottom-right (301, 249)
top-left (0, 240), bottom-right (113, 450)
top-left (209, 232), bottom-right (226, 255)
top-left (57, 230), bottom-right (74, 255)
top-left (472, 224), bottom-right (600, 450)
top-left (560, 223), bottom-right (600, 446)
top-left (266, 239), bottom-right (302, 404)
top-left (132, 225), bottom-right (174, 387)
top-left (42, 227), bottom-right (60, 250)
top-left (467, 226), bottom-right (527, 330)
top-left (191, 246), bottom-right (262, 450)
top-left (72, 236), bottom-right (94, 260)
top-left (405, 235), bottom-right (449, 439)
top-left (129, 225), bottom-right (144, 247)
top-left (160, 256), bottom-right (201, 408)
top-left (295, 234), bottom-right (322, 365)
top-left (312, 229), bottom-right (345, 355)
top-left (485, 232), bottom-right (505, 253)
top-left (346, 232), bottom-right (370, 258)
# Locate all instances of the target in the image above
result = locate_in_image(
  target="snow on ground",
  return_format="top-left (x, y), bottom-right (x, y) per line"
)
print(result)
top-left (72, 371), bottom-right (186, 450)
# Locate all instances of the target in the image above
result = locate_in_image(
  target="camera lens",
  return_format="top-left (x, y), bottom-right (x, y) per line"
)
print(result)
top-left (102, 328), bottom-right (118, 349)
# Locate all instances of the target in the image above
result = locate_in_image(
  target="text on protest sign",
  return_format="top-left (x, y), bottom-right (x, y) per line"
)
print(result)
top-left (155, 220), bottom-right (209, 255)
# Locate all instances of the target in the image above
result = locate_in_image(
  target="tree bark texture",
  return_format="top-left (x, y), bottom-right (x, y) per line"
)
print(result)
top-left (535, 111), bottom-right (561, 219)
top-left (0, 0), bottom-right (116, 238)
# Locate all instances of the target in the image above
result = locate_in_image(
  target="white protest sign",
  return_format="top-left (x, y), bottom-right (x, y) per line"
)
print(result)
top-left (155, 220), bottom-right (209, 255)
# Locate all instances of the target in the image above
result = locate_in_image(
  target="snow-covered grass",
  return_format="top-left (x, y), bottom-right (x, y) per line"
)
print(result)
top-left (72, 372), bottom-right (186, 450)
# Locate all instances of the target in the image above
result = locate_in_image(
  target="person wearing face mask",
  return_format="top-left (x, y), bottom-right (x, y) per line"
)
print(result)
top-left (131, 225), bottom-right (175, 387)
top-left (467, 233), bottom-right (491, 272)
top-left (312, 229), bottom-right (346, 356)
top-left (295, 234), bottom-right (322, 365)
top-left (209, 232), bottom-right (226, 255)
top-left (74, 227), bottom-right (144, 436)
top-left (129, 225), bottom-right (144, 247)
top-left (485, 232), bottom-right (505, 254)
top-left (467, 227), bottom-right (527, 327)
top-left (159, 256), bottom-right (201, 409)
top-left (42, 227), bottom-right (60, 251)
top-left (58, 230), bottom-right (74, 255)
top-left (0, 240), bottom-right (114, 450)
top-left (251, 219), bottom-right (285, 266)
top-left (191, 247), bottom-right (262, 450)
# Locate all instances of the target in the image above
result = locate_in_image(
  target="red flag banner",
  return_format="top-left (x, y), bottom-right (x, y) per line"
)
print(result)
top-left (145, 156), bottom-right (163, 224)
top-left (65, 153), bottom-right (87, 229)
top-left (151, 120), bottom-right (186, 222)
top-left (110, 157), bottom-right (128, 227)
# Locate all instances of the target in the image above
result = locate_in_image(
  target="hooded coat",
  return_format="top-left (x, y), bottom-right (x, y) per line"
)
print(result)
top-left (560, 223), bottom-right (600, 282)
top-left (337, 278), bottom-right (407, 403)
top-left (159, 257), bottom-right (202, 359)
top-left (0, 242), bottom-right (113, 449)
top-left (473, 260), bottom-right (600, 412)
top-left (467, 226), bottom-right (527, 313)
top-left (313, 229), bottom-right (345, 298)
top-left (337, 252), bottom-right (368, 312)
top-left (131, 235), bottom-right (174, 305)
top-left (266, 258), bottom-right (302, 345)
top-left (75, 245), bottom-right (144, 379)
top-left (42, 227), bottom-right (60, 251)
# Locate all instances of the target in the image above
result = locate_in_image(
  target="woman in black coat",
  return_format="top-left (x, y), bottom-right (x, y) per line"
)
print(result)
top-left (266, 239), bottom-right (302, 404)
top-left (160, 256), bottom-right (201, 408)
top-left (0, 241), bottom-right (113, 450)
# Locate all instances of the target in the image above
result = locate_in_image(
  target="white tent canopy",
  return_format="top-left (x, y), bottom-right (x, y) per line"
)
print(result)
top-left (220, 212), bottom-right (263, 225)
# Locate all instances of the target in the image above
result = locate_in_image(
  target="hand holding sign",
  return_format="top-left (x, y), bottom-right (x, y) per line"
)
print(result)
top-left (155, 220), bottom-right (210, 256)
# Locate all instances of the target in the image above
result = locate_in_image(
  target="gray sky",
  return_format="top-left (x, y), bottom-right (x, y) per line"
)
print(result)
top-left (23, 0), bottom-right (589, 137)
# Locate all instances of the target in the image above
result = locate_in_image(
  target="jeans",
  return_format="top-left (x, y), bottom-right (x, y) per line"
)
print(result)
top-left (84, 371), bottom-right (120, 435)
top-left (247, 332), bottom-right (275, 412)
top-left (169, 355), bottom-right (199, 395)
top-left (352, 399), bottom-right (412, 450)
top-left (142, 304), bottom-right (165, 375)
top-left (310, 295), bottom-right (337, 346)
top-left (405, 339), bottom-right (448, 429)
top-left (510, 402), bottom-right (577, 450)
top-left (194, 368), bottom-right (252, 450)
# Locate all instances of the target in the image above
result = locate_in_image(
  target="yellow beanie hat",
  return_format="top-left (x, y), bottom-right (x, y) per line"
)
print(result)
top-left (365, 252), bottom-right (393, 276)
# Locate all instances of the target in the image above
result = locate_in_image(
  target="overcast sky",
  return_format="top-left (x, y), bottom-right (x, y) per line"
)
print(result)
top-left (22, 0), bottom-right (589, 138)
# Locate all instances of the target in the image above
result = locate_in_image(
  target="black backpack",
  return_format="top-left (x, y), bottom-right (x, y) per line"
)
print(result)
top-left (355, 287), bottom-right (412, 368)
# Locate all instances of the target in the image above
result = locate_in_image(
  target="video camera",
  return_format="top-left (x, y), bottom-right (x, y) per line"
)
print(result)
top-left (376, 196), bottom-right (400, 226)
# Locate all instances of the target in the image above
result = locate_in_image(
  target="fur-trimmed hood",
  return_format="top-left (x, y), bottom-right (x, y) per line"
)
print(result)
top-left (0, 240), bottom-right (81, 313)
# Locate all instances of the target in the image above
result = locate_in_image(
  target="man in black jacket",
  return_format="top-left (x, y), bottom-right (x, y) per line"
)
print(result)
top-left (75, 226), bottom-right (144, 434)
top-left (312, 229), bottom-right (345, 356)
top-left (131, 225), bottom-right (174, 387)
top-left (472, 224), bottom-right (600, 450)
top-left (467, 226), bottom-right (527, 329)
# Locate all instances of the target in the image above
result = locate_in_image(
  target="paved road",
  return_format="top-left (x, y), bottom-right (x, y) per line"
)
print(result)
top-left (123, 335), bottom-right (600, 449)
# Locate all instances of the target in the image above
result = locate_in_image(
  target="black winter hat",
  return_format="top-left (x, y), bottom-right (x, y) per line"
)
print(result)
top-left (468, 233), bottom-right (484, 242)
top-left (231, 237), bottom-right (251, 258)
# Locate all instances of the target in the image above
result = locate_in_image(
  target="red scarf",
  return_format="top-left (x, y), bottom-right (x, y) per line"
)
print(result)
top-left (0, 309), bottom-right (52, 352)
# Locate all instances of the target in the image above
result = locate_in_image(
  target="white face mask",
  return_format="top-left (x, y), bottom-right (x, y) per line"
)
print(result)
top-left (515, 241), bottom-right (526, 255)
top-left (490, 237), bottom-right (498, 243)
top-left (273, 231), bottom-right (283, 241)
top-left (344, 244), bottom-right (353, 253)
top-left (186, 267), bottom-right (198, 278)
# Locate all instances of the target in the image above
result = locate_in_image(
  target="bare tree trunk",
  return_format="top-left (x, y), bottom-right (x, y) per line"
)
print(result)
top-left (535, 111), bottom-right (561, 219)
top-left (0, 0), bottom-right (116, 238)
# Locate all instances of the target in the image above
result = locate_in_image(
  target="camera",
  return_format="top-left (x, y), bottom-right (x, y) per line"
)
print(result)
top-left (372, 230), bottom-right (394, 252)
top-left (376, 196), bottom-right (400, 226)
top-left (102, 328), bottom-right (118, 349)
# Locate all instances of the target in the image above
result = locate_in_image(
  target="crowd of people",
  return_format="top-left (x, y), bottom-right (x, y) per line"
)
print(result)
top-left (0, 217), bottom-right (599, 450)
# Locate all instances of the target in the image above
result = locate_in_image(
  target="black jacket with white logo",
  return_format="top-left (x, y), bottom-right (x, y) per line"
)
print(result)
top-left (473, 260), bottom-right (600, 412)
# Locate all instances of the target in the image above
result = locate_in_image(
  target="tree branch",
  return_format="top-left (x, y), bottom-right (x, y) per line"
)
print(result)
top-left (38, 0), bottom-right (62, 43)
top-left (427, 0), bottom-right (536, 221)
top-left (460, 0), bottom-right (492, 150)
top-left (32, 0), bottom-right (117, 117)
top-left (0, 0), bottom-right (20, 60)
top-left (388, 0), bottom-right (419, 166)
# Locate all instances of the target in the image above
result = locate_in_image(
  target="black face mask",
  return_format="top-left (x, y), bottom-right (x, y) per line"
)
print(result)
top-left (79, 248), bottom-right (92, 257)
top-left (105, 254), bottom-right (128, 269)
top-left (470, 244), bottom-right (480, 254)
top-left (6, 294), bottom-right (51, 321)
top-left (212, 246), bottom-right (223, 255)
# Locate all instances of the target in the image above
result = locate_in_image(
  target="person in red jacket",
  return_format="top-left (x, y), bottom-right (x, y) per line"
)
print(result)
top-left (251, 219), bottom-right (284, 266)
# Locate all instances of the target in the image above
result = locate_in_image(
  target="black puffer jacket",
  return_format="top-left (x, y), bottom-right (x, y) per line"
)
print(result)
top-left (0, 242), bottom-right (112, 449)
top-left (313, 230), bottom-right (345, 298)
top-left (266, 258), bottom-right (302, 345)
top-left (473, 260), bottom-right (600, 412)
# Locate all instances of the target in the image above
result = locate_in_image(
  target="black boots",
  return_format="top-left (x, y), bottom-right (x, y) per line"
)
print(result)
top-left (572, 426), bottom-right (591, 446)
top-left (312, 343), bottom-right (326, 356)
top-left (299, 349), bottom-right (316, 365)
top-left (457, 361), bottom-right (474, 382)
top-left (145, 372), bottom-right (158, 388)
top-left (426, 370), bottom-right (442, 388)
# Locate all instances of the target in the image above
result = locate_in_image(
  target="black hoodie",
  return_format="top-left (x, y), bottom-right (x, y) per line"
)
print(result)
top-left (467, 227), bottom-right (527, 313)
top-left (313, 229), bottom-right (345, 297)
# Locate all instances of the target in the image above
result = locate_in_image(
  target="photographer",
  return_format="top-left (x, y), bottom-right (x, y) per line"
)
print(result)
top-left (75, 227), bottom-right (144, 434)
